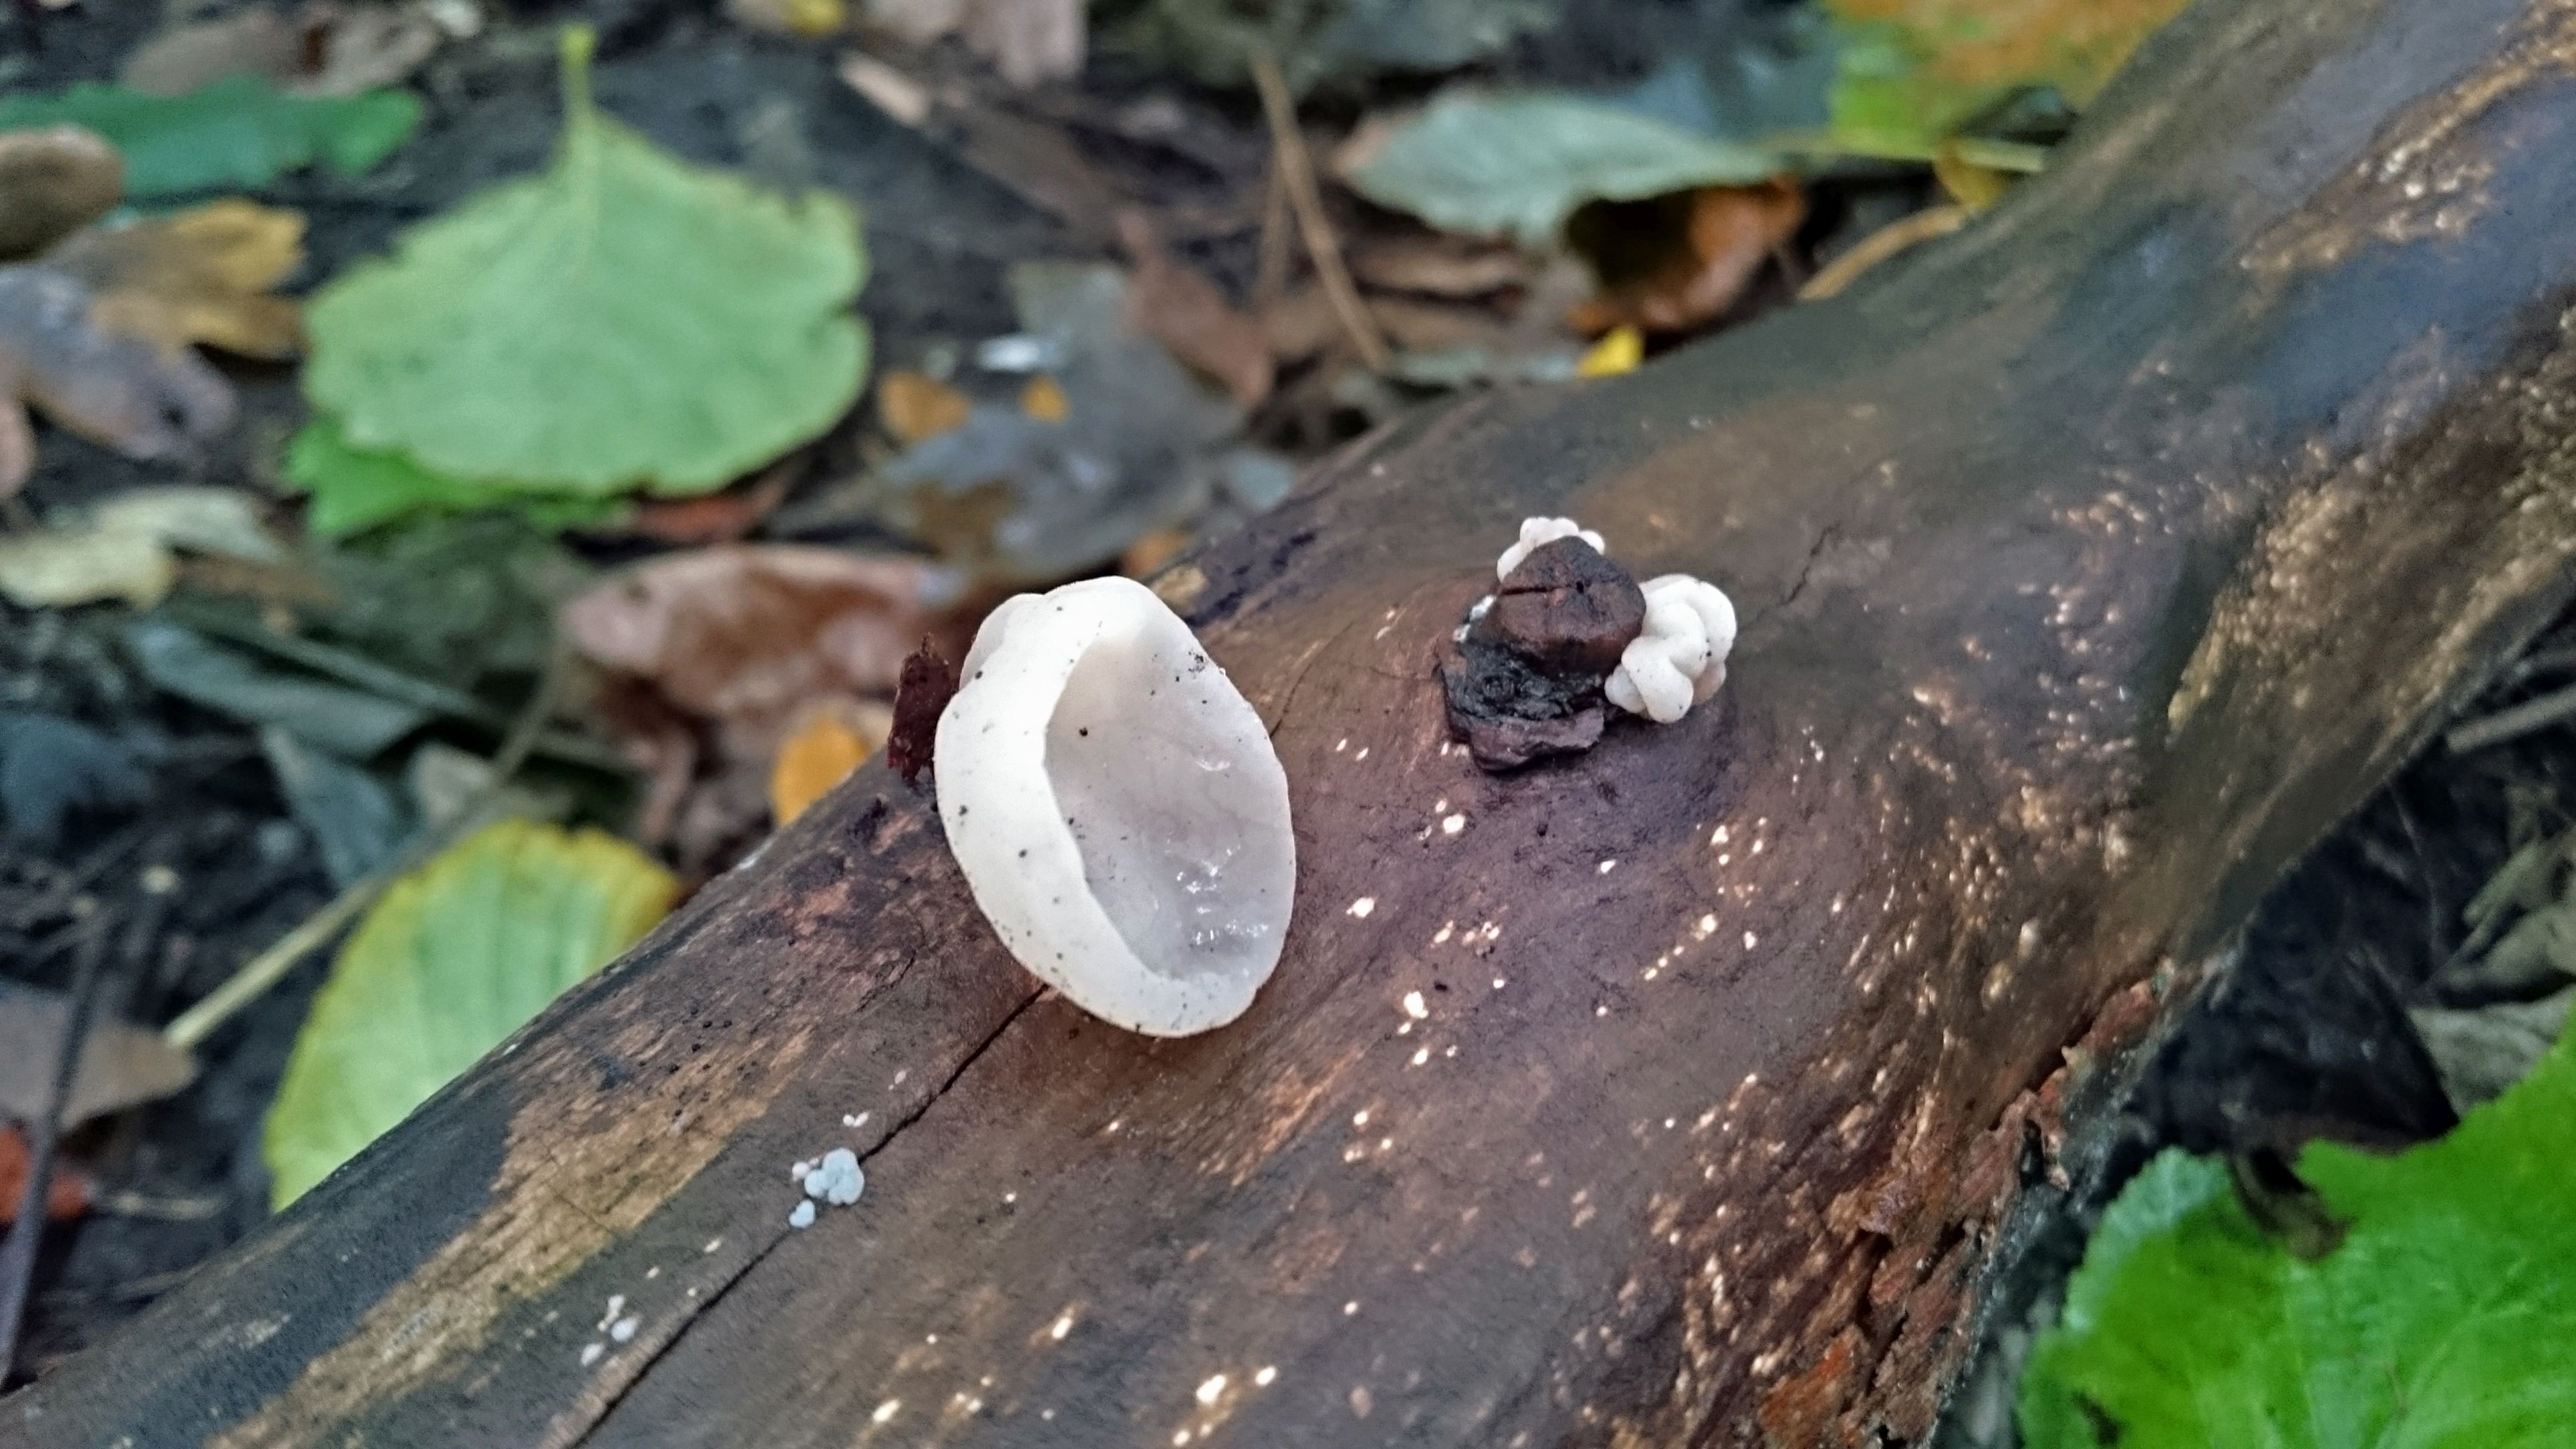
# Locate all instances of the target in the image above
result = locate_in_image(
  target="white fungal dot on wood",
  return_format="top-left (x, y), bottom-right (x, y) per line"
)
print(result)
top-left (1255, 1365), bottom-right (1279, 1387)
top-left (580, 1342), bottom-right (603, 1367)
top-left (1348, 897), bottom-right (1377, 918)
top-left (873, 1399), bottom-right (901, 1424)
top-left (1197, 1375), bottom-right (1228, 1405)
top-left (1442, 814), bottom-right (1466, 835)
top-left (703, 1238), bottom-right (722, 1254)
top-left (1744, 932), bottom-right (1759, 949)
top-left (1598, 859), bottom-right (1617, 874)
top-left (1051, 1312), bottom-right (1076, 1341)
top-left (1401, 991), bottom-right (1428, 1019)
top-left (610, 1316), bottom-right (637, 1343)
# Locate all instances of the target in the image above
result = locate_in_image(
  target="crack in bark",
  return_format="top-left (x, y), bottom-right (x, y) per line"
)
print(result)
top-left (568, 980), bottom-right (1049, 1446)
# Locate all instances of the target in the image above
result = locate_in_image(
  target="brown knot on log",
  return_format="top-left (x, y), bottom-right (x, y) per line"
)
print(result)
top-left (1438, 539), bottom-right (1646, 771)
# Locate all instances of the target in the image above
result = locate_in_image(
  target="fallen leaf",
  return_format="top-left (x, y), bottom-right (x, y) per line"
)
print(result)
top-left (0, 125), bottom-right (123, 262)
top-left (0, 710), bottom-right (150, 844)
top-left (264, 818), bottom-right (675, 1205)
top-left (125, 619), bottom-right (430, 757)
top-left (303, 29), bottom-right (869, 500)
top-left (0, 485), bottom-right (284, 607)
top-left (0, 1124), bottom-right (91, 1222)
top-left (282, 418), bottom-right (626, 536)
top-left (0, 76), bottom-right (421, 199)
top-left (868, 0), bottom-right (1085, 87)
top-left (618, 466), bottom-right (795, 545)
top-left (154, 0), bottom-right (445, 98)
top-left (1120, 526), bottom-right (1191, 578)
top-left (1346, 233), bottom-right (1532, 299)
top-left (1574, 325), bottom-right (1642, 378)
top-left (769, 697), bottom-right (892, 824)
top-left (879, 262), bottom-right (1238, 582)
top-left (878, 368), bottom-right (973, 444)
top-left (730, 0), bottom-right (847, 38)
top-left (1933, 143), bottom-right (2013, 210)
top-left (1567, 178), bottom-right (1806, 335)
top-left (1825, 0), bottom-right (2189, 151)
top-left (2411, 989), bottom-right (2576, 1116)
top-left (262, 726), bottom-right (411, 887)
top-left (0, 979), bottom-right (197, 1126)
top-left (1018, 374), bottom-right (1068, 421)
top-left (1117, 209), bottom-right (1271, 409)
top-left (49, 199), bottom-right (306, 358)
top-left (1120, 0), bottom-right (1559, 91)
top-left (562, 545), bottom-right (951, 743)
top-left (1339, 91), bottom-right (1780, 248)
top-left (0, 200), bottom-right (305, 496)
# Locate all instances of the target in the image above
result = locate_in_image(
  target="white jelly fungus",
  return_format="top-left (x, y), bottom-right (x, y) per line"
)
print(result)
top-left (1606, 574), bottom-right (1737, 723)
top-left (804, 1147), bottom-right (864, 1205)
top-left (1495, 517), bottom-right (1604, 580)
top-left (788, 1199), bottom-right (816, 1229)
top-left (936, 576), bottom-right (1296, 1037)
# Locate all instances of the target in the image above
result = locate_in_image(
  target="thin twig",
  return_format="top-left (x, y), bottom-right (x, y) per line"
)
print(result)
top-left (1248, 51), bottom-right (1389, 372)
top-left (162, 639), bottom-right (573, 1053)
top-left (1797, 205), bottom-right (1969, 301)
top-left (0, 922), bottom-right (111, 1377)
top-left (2445, 679), bottom-right (2576, 753)
top-left (1252, 155), bottom-right (1293, 308)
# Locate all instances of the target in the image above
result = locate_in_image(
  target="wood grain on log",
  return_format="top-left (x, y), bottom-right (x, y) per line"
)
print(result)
top-left (21, 0), bottom-right (2576, 1444)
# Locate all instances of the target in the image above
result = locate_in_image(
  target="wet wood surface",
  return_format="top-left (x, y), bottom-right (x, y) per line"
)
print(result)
top-left (21, 0), bottom-right (2576, 1444)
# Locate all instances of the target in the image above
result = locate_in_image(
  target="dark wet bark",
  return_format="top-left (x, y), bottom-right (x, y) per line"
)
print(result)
top-left (21, 0), bottom-right (2576, 1444)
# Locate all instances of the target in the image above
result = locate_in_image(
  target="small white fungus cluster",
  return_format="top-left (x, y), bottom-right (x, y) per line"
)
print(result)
top-left (1491, 516), bottom-right (1736, 724)
top-left (787, 1146), bottom-right (865, 1229)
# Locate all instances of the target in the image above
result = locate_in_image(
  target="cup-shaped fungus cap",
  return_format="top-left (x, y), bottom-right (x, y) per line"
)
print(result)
top-left (1605, 574), bottom-right (1737, 723)
top-left (936, 577), bottom-right (1296, 1036)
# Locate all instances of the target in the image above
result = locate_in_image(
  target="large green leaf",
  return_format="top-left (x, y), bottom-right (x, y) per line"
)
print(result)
top-left (302, 30), bottom-right (869, 498)
top-left (263, 818), bottom-right (674, 1207)
top-left (1342, 91), bottom-right (1780, 248)
top-left (0, 77), bottom-right (419, 199)
top-left (283, 417), bottom-right (625, 536)
top-left (2020, 1030), bottom-right (2576, 1447)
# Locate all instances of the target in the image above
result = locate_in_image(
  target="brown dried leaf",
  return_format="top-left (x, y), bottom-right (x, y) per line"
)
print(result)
top-left (863, 0), bottom-right (1083, 87)
top-left (0, 981), bottom-right (197, 1127)
top-left (561, 545), bottom-right (946, 741)
top-left (769, 696), bottom-right (891, 824)
top-left (618, 465), bottom-right (796, 545)
top-left (1568, 179), bottom-right (1806, 336)
top-left (0, 200), bottom-right (303, 496)
top-left (51, 199), bottom-right (306, 357)
top-left (0, 125), bottom-right (123, 262)
top-left (1347, 233), bottom-right (1532, 299)
top-left (122, 3), bottom-right (443, 99)
top-left (1118, 210), bottom-right (1271, 409)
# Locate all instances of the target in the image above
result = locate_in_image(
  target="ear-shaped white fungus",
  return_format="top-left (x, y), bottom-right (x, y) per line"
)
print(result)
top-left (936, 576), bottom-right (1296, 1036)
top-left (1495, 517), bottom-right (1605, 580)
top-left (1605, 574), bottom-right (1737, 724)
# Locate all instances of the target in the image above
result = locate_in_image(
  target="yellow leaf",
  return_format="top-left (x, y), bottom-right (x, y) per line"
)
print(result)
top-left (50, 199), bottom-right (305, 357)
top-left (1576, 325), bottom-right (1642, 378)
top-left (770, 700), bottom-right (893, 824)
top-left (877, 368), bottom-right (971, 444)
top-left (1020, 374), bottom-right (1069, 421)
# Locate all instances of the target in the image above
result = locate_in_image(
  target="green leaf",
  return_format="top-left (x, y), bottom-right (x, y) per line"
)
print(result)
top-left (302, 29), bottom-right (870, 498)
top-left (283, 417), bottom-right (625, 536)
top-left (1821, 0), bottom-right (2188, 153)
top-left (0, 77), bottom-right (420, 199)
top-left (1342, 91), bottom-right (1780, 248)
top-left (2021, 1030), bottom-right (2576, 1448)
top-left (264, 818), bottom-right (675, 1208)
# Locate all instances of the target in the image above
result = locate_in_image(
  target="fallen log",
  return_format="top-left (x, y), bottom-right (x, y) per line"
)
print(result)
top-left (21, 0), bottom-right (2576, 1444)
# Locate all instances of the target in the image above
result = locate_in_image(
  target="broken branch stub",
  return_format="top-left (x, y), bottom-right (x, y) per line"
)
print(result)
top-left (20, 0), bottom-right (2576, 1444)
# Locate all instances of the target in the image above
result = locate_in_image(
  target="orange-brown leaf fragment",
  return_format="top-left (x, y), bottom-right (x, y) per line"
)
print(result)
top-left (878, 368), bottom-right (973, 444)
top-left (769, 698), bottom-right (892, 824)
top-left (1118, 209), bottom-right (1273, 408)
top-left (0, 1125), bottom-right (89, 1224)
top-left (1570, 179), bottom-right (1805, 336)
